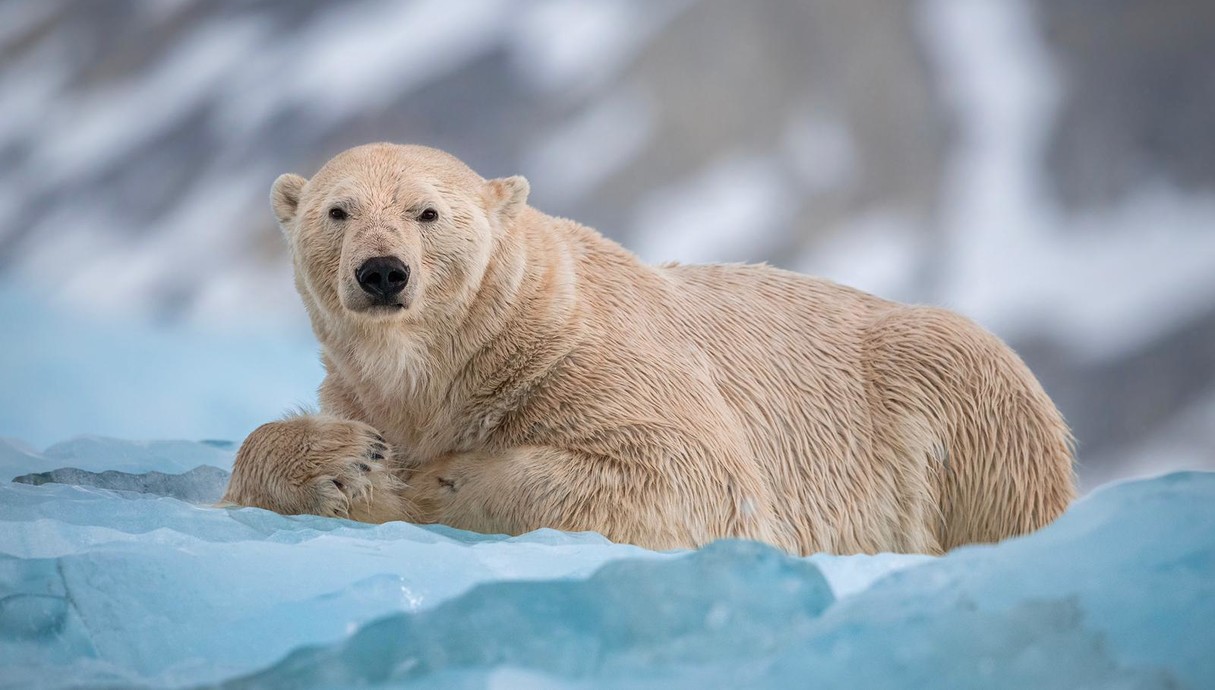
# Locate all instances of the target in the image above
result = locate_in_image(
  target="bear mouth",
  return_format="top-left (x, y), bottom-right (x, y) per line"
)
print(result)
top-left (368, 298), bottom-right (405, 308)
top-left (364, 302), bottom-right (406, 312)
top-left (357, 298), bottom-right (410, 315)
top-left (340, 283), bottom-right (414, 316)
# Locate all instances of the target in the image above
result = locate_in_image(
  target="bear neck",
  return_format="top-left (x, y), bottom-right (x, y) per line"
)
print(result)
top-left (437, 208), bottom-right (588, 441)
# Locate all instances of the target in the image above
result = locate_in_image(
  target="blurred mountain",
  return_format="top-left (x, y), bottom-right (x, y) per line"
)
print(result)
top-left (0, 0), bottom-right (1211, 487)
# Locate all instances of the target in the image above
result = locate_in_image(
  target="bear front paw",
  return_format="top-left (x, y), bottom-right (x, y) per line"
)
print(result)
top-left (222, 416), bottom-right (414, 523)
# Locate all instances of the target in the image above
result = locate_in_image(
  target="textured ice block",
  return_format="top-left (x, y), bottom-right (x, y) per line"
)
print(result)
top-left (0, 481), bottom-right (675, 687)
top-left (1, 437), bottom-right (1211, 688)
top-left (222, 472), bottom-right (1215, 689)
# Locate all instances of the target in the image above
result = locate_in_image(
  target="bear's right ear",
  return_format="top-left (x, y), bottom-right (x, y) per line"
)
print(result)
top-left (271, 173), bottom-right (308, 228)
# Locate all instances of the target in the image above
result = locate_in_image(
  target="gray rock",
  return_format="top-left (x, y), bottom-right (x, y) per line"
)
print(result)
top-left (12, 465), bottom-right (231, 504)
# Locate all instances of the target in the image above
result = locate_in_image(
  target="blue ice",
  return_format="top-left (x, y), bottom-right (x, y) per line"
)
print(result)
top-left (0, 438), bottom-right (1211, 688)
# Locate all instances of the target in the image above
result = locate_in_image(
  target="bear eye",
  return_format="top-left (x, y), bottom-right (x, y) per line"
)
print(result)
top-left (418, 208), bottom-right (438, 223)
top-left (328, 207), bottom-right (348, 221)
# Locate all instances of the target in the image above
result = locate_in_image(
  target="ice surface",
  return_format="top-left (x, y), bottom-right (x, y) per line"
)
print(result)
top-left (0, 481), bottom-right (674, 688)
top-left (220, 473), bottom-right (1215, 689)
top-left (0, 438), bottom-right (1211, 688)
top-left (0, 284), bottom-right (322, 448)
top-left (225, 541), bottom-right (835, 690)
top-left (0, 436), bottom-right (235, 481)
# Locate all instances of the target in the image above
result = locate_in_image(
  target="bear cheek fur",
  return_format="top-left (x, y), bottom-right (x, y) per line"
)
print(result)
top-left (293, 211), bottom-right (347, 320)
top-left (417, 198), bottom-right (496, 316)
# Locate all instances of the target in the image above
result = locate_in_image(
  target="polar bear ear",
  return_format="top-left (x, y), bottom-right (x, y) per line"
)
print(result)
top-left (484, 175), bottom-right (530, 223)
top-left (271, 173), bottom-right (308, 228)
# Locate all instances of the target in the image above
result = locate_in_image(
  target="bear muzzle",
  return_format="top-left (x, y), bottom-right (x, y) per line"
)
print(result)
top-left (355, 256), bottom-right (410, 307)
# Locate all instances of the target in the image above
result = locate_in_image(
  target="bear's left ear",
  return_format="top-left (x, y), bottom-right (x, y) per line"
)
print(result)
top-left (484, 175), bottom-right (530, 223)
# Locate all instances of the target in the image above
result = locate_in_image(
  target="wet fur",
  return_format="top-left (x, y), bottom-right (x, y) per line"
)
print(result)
top-left (222, 143), bottom-right (1076, 555)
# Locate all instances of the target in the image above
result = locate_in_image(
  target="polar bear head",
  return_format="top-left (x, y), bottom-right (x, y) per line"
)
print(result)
top-left (270, 143), bottom-right (529, 329)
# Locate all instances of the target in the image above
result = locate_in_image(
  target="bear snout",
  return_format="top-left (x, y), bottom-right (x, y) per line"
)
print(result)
top-left (355, 256), bottom-right (410, 303)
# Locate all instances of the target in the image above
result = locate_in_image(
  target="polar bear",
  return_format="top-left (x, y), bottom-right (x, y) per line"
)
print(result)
top-left (221, 143), bottom-right (1075, 555)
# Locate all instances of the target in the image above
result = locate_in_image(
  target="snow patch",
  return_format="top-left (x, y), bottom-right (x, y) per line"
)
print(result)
top-left (509, 0), bottom-right (690, 97)
top-left (632, 154), bottom-right (798, 265)
top-left (799, 209), bottom-right (925, 302)
top-left (919, 0), bottom-right (1215, 361)
top-left (523, 87), bottom-right (654, 206)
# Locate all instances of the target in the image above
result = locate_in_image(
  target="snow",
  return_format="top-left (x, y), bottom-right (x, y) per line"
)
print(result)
top-left (799, 209), bottom-right (926, 305)
top-left (780, 113), bottom-right (859, 196)
top-left (523, 87), bottom-right (655, 206)
top-left (918, 0), bottom-right (1215, 363)
top-left (36, 17), bottom-right (270, 182)
top-left (0, 438), bottom-right (1211, 687)
top-left (261, 0), bottom-right (512, 126)
top-left (509, 0), bottom-right (691, 98)
top-left (632, 154), bottom-right (798, 266)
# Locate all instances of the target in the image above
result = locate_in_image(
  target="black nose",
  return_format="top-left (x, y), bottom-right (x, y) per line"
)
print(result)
top-left (355, 256), bottom-right (410, 299)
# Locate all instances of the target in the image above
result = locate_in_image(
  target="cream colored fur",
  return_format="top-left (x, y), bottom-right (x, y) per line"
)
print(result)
top-left (222, 143), bottom-right (1076, 555)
